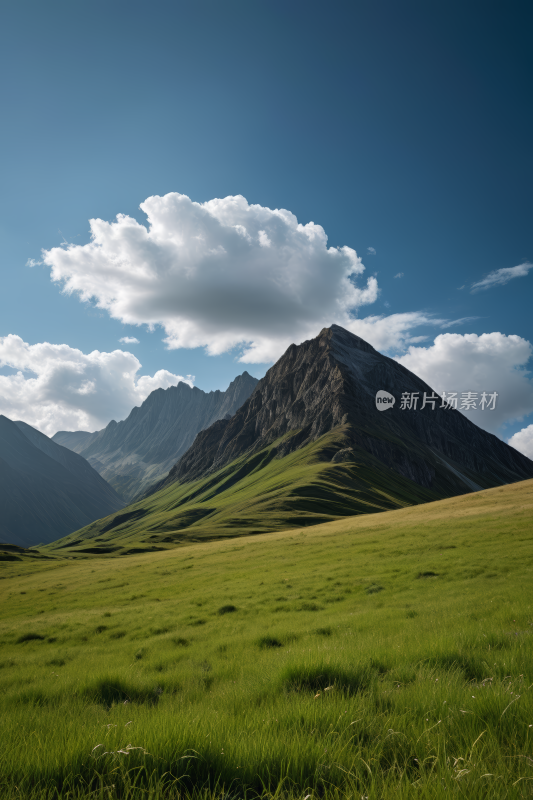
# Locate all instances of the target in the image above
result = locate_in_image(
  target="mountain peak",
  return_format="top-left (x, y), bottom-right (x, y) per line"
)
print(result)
top-left (321, 323), bottom-right (378, 355)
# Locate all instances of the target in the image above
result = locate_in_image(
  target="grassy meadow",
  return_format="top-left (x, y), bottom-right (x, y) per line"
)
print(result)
top-left (1, 479), bottom-right (533, 799)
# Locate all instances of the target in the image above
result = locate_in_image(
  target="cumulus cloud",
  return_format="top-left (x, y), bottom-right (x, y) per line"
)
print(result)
top-left (40, 192), bottom-right (382, 364)
top-left (0, 335), bottom-right (193, 437)
top-left (471, 262), bottom-right (533, 293)
top-left (508, 425), bottom-right (533, 460)
top-left (396, 332), bottom-right (533, 433)
top-left (119, 336), bottom-right (140, 344)
top-left (394, 272), bottom-right (404, 279)
top-left (366, 247), bottom-right (376, 255)
top-left (346, 312), bottom-right (444, 353)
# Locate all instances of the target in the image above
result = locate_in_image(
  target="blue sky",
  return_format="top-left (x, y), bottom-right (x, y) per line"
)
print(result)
top-left (0, 1), bottom-right (532, 454)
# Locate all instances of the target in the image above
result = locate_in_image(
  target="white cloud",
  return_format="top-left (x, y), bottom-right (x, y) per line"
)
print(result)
top-left (258, 230), bottom-right (271, 248)
top-left (508, 425), bottom-right (533, 460)
top-left (394, 272), bottom-right (404, 278)
top-left (440, 317), bottom-right (479, 329)
top-left (230, 310), bottom-right (441, 364)
top-left (396, 332), bottom-right (533, 433)
top-left (367, 247), bottom-right (376, 255)
top-left (119, 336), bottom-right (140, 344)
top-left (471, 262), bottom-right (533, 293)
top-left (344, 312), bottom-right (444, 354)
top-left (0, 335), bottom-right (193, 437)
top-left (41, 192), bottom-right (382, 364)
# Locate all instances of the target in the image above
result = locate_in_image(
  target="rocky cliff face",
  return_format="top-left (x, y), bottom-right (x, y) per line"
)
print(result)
top-left (162, 325), bottom-right (533, 496)
top-left (52, 372), bottom-right (258, 501)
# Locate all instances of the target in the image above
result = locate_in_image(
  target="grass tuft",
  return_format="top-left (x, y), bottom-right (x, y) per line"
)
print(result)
top-left (280, 662), bottom-right (375, 694)
top-left (257, 636), bottom-right (283, 648)
top-left (297, 602), bottom-right (321, 612)
top-left (217, 605), bottom-right (237, 615)
top-left (82, 676), bottom-right (160, 707)
top-left (94, 625), bottom-right (108, 634)
top-left (16, 632), bottom-right (45, 643)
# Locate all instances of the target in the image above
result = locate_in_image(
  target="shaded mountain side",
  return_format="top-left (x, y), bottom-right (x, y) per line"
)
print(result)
top-left (52, 429), bottom-right (96, 453)
top-left (52, 372), bottom-right (258, 501)
top-left (43, 426), bottom-right (449, 555)
top-left (0, 416), bottom-right (125, 547)
top-left (160, 325), bottom-right (533, 496)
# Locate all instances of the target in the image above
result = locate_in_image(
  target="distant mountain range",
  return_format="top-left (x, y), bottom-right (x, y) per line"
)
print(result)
top-left (46, 325), bottom-right (533, 555)
top-left (52, 372), bottom-right (258, 501)
top-left (0, 416), bottom-right (125, 548)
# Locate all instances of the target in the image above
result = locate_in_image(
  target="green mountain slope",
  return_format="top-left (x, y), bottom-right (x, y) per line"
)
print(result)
top-left (45, 426), bottom-right (458, 556)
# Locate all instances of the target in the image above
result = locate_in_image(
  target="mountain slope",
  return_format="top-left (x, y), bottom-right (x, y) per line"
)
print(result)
top-left (52, 372), bottom-right (258, 501)
top-left (0, 416), bottom-right (125, 547)
top-left (52, 430), bottom-right (96, 452)
top-left (44, 427), bottom-right (444, 555)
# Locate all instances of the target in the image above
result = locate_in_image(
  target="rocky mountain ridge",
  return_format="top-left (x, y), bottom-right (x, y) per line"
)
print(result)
top-left (53, 372), bottom-right (258, 501)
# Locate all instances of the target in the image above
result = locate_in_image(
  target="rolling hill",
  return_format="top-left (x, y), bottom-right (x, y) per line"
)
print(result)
top-left (2, 478), bottom-right (533, 798)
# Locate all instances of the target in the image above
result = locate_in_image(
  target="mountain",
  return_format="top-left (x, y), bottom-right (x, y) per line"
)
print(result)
top-left (52, 372), bottom-right (258, 502)
top-left (44, 325), bottom-right (533, 556)
top-left (162, 324), bottom-right (533, 493)
top-left (0, 416), bottom-right (125, 547)
top-left (52, 429), bottom-right (95, 451)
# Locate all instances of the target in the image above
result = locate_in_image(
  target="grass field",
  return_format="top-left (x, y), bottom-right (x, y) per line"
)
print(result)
top-left (1, 478), bottom-right (533, 799)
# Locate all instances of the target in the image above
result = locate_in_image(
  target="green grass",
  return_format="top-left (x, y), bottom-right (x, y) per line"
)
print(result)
top-left (42, 427), bottom-right (448, 557)
top-left (0, 479), bottom-right (533, 798)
